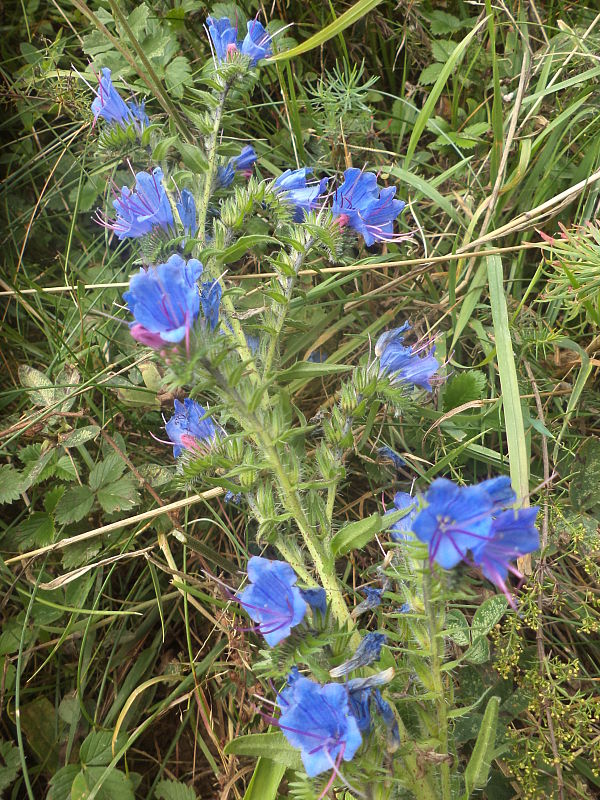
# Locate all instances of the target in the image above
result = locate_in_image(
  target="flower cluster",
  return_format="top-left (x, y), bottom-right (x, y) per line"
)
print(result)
top-left (400, 476), bottom-right (539, 602)
top-left (207, 16), bottom-right (272, 65)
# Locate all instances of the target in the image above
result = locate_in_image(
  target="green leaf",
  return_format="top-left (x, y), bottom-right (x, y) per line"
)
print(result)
top-left (79, 731), bottom-right (128, 767)
top-left (178, 141), bottom-right (208, 173)
top-left (471, 595), bottom-right (508, 639)
top-left (155, 779), bottom-right (197, 800)
top-left (570, 438), bottom-right (600, 514)
top-left (89, 453), bottom-right (126, 492)
top-left (96, 476), bottom-right (140, 514)
top-left (331, 513), bottom-right (382, 556)
top-left (243, 759), bottom-right (285, 800)
top-left (14, 512), bottom-right (55, 550)
top-left (165, 55), bottom-right (192, 98)
top-left (0, 739), bottom-right (21, 796)
top-left (404, 17), bottom-right (487, 167)
top-left (463, 696), bottom-right (500, 798)
top-left (54, 485), bottom-right (95, 525)
top-left (204, 235), bottom-right (277, 265)
top-left (270, 0), bottom-right (384, 62)
top-left (152, 134), bottom-right (179, 162)
top-left (18, 364), bottom-right (57, 406)
top-left (445, 609), bottom-right (470, 647)
top-left (71, 766), bottom-right (135, 800)
top-left (0, 464), bottom-right (24, 505)
top-left (277, 362), bottom-right (352, 383)
top-left (58, 425), bottom-right (101, 448)
top-left (224, 732), bottom-right (302, 770)
top-left (443, 371), bottom-right (486, 412)
top-left (48, 764), bottom-right (80, 800)
top-left (20, 696), bottom-right (60, 771)
top-left (464, 636), bottom-right (490, 664)
top-left (487, 255), bottom-right (529, 506)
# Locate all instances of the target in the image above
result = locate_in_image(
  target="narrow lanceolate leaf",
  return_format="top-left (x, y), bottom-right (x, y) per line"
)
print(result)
top-left (486, 255), bottom-right (531, 571)
top-left (268, 0), bottom-right (384, 62)
top-left (463, 695), bottom-right (500, 798)
top-left (243, 758), bottom-right (286, 800)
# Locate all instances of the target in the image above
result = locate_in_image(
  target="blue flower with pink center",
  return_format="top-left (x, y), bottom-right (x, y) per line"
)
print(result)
top-left (331, 168), bottom-right (406, 246)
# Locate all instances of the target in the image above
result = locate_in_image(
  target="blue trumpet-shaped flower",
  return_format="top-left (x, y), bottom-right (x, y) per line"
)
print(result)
top-left (165, 398), bottom-right (217, 458)
top-left (105, 167), bottom-right (174, 240)
top-left (241, 20), bottom-right (272, 64)
top-left (331, 168), bottom-right (406, 246)
top-left (479, 476), bottom-right (517, 511)
top-left (176, 189), bottom-right (197, 237)
top-left (376, 322), bottom-right (439, 391)
top-left (299, 587), bottom-right (327, 616)
top-left (236, 557), bottom-right (307, 647)
top-left (91, 68), bottom-right (131, 127)
top-left (412, 478), bottom-right (494, 569)
top-left (389, 491), bottom-right (418, 543)
top-left (277, 673), bottom-right (362, 777)
top-left (472, 508), bottom-right (540, 596)
top-left (123, 254), bottom-right (202, 347)
top-left (206, 16), bottom-right (239, 62)
top-left (274, 168), bottom-right (328, 221)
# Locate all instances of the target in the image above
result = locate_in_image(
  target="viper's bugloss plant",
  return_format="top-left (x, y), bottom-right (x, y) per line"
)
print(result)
top-left (81, 13), bottom-right (543, 800)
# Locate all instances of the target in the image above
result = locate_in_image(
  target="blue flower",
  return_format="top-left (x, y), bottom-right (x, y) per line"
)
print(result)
top-left (241, 20), bottom-right (272, 64)
top-left (300, 587), bottom-right (327, 616)
top-left (123, 254), bottom-right (202, 347)
top-left (352, 587), bottom-right (383, 617)
top-left (331, 168), bottom-right (406, 246)
top-left (126, 98), bottom-right (149, 131)
top-left (236, 557), bottom-right (307, 647)
top-left (200, 280), bottom-right (222, 331)
top-left (345, 669), bottom-right (395, 735)
top-left (176, 189), bottom-right (197, 237)
top-left (207, 16), bottom-right (239, 62)
top-left (91, 68), bottom-right (132, 128)
top-left (329, 632), bottom-right (386, 678)
top-left (373, 690), bottom-right (400, 751)
top-left (376, 322), bottom-right (439, 391)
top-left (217, 145), bottom-right (258, 187)
top-left (389, 492), bottom-right (418, 542)
top-left (165, 398), bottom-right (217, 458)
top-left (479, 476), bottom-right (517, 511)
top-left (307, 348), bottom-right (328, 363)
top-left (106, 167), bottom-right (174, 240)
top-left (274, 168), bottom-right (329, 222)
top-left (472, 508), bottom-right (539, 597)
top-left (378, 446), bottom-right (406, 469)
top-left (277, 674), bottom-right (362, 777)
top-left (412, 478), bottom-right (494, 569)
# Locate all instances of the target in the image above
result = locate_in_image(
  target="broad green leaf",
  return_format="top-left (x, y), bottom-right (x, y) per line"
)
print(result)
top-left (89, 453), bottom-right (126, 492)
top-left (464, 636), bottom-right (490, 665)
top-left (48, 764), bottom-right (80, 800)
top-left (224, 732), bottom-right (302, 770)
top-left (96, 476), bottom-right (140, 514)
top-left (20, 696), bottom-right (61, 771)
top-left (71, 766), bottom-right (135, 800)
top-left (79, 731), bottom-right (128, 767)
top-left (204, 235), bottom-right (277, 265)
top-left (243, 758), bottom-right (285, 800)
top-left (443, 371), bottom-right (486, 412)
top-left (0, 740), bottom-right (21, 796)
top-left (18, 364), bottom-right (57, 407)
top-left (155, 778), bottom-right (197, 800)
top-left (463, 696), bottom-right (500, 798)
top-left (0, 464), bottom-right (24, 505)
top-left (59, 425), bottom-right (101, 448)
top-left (471, 596), bottom-right (508, 639)
top-left (14, 512), bottom-right (55, 550)
top-left (445, 609), bottom-right (470, 647)
top-left (269, 0), bottom-right (384, 62)
top-left (54, 485), bottom-right (95, 525)
top-left (331, 513), bottom-right (382, 556)
top-left (179, 141), bottom-right (208, 173)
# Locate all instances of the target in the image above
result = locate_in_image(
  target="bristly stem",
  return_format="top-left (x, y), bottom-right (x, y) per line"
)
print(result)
top-left (423, 568), bottom-right (452, 800)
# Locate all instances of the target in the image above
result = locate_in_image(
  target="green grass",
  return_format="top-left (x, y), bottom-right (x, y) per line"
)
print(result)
top-left (2, 1), bottom-right (600, 798)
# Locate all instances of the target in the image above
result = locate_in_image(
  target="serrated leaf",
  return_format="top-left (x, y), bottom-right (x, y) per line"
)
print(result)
top-left (443, 371), bottom-right (486, 412)
top-left (18, 364), bottom-right (57, 406)
top-left (54, 485), bottom-right (95, 525)
top-left (71, 766), bottom-right (135, 800)
top-left (48, 764), bottom-right (80, 800)
top-left (59, 426), bottom-right (100, 448)
top-left (155, 779), bottom-right (197, 800)
top-left (89, 453), bottom-right (126, 492)
top-left (127, 3), bottom-right (149, 36)
top-left (96, 477), bottom-right (140, 514)
top-left (137, 464), bottom-right (174, 487)
top-left (14, 512), bottom-right (55, 550)
top-left (165, 55), bottom-right (192, 98)
top-left (0, 739), bottom-right (21, 796)
top-left (61, 539), bottom-right (102, 571)
top-left (224, 732), bottom-right (303, 771)
top-left (0, 465), bottom-right (24, 505)
top-left (471, 596), bottom-right (508, 639)
top-left (79, 731), bottom-right (128, 767)
top-left (331, 513), bottom-right (382, 556)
